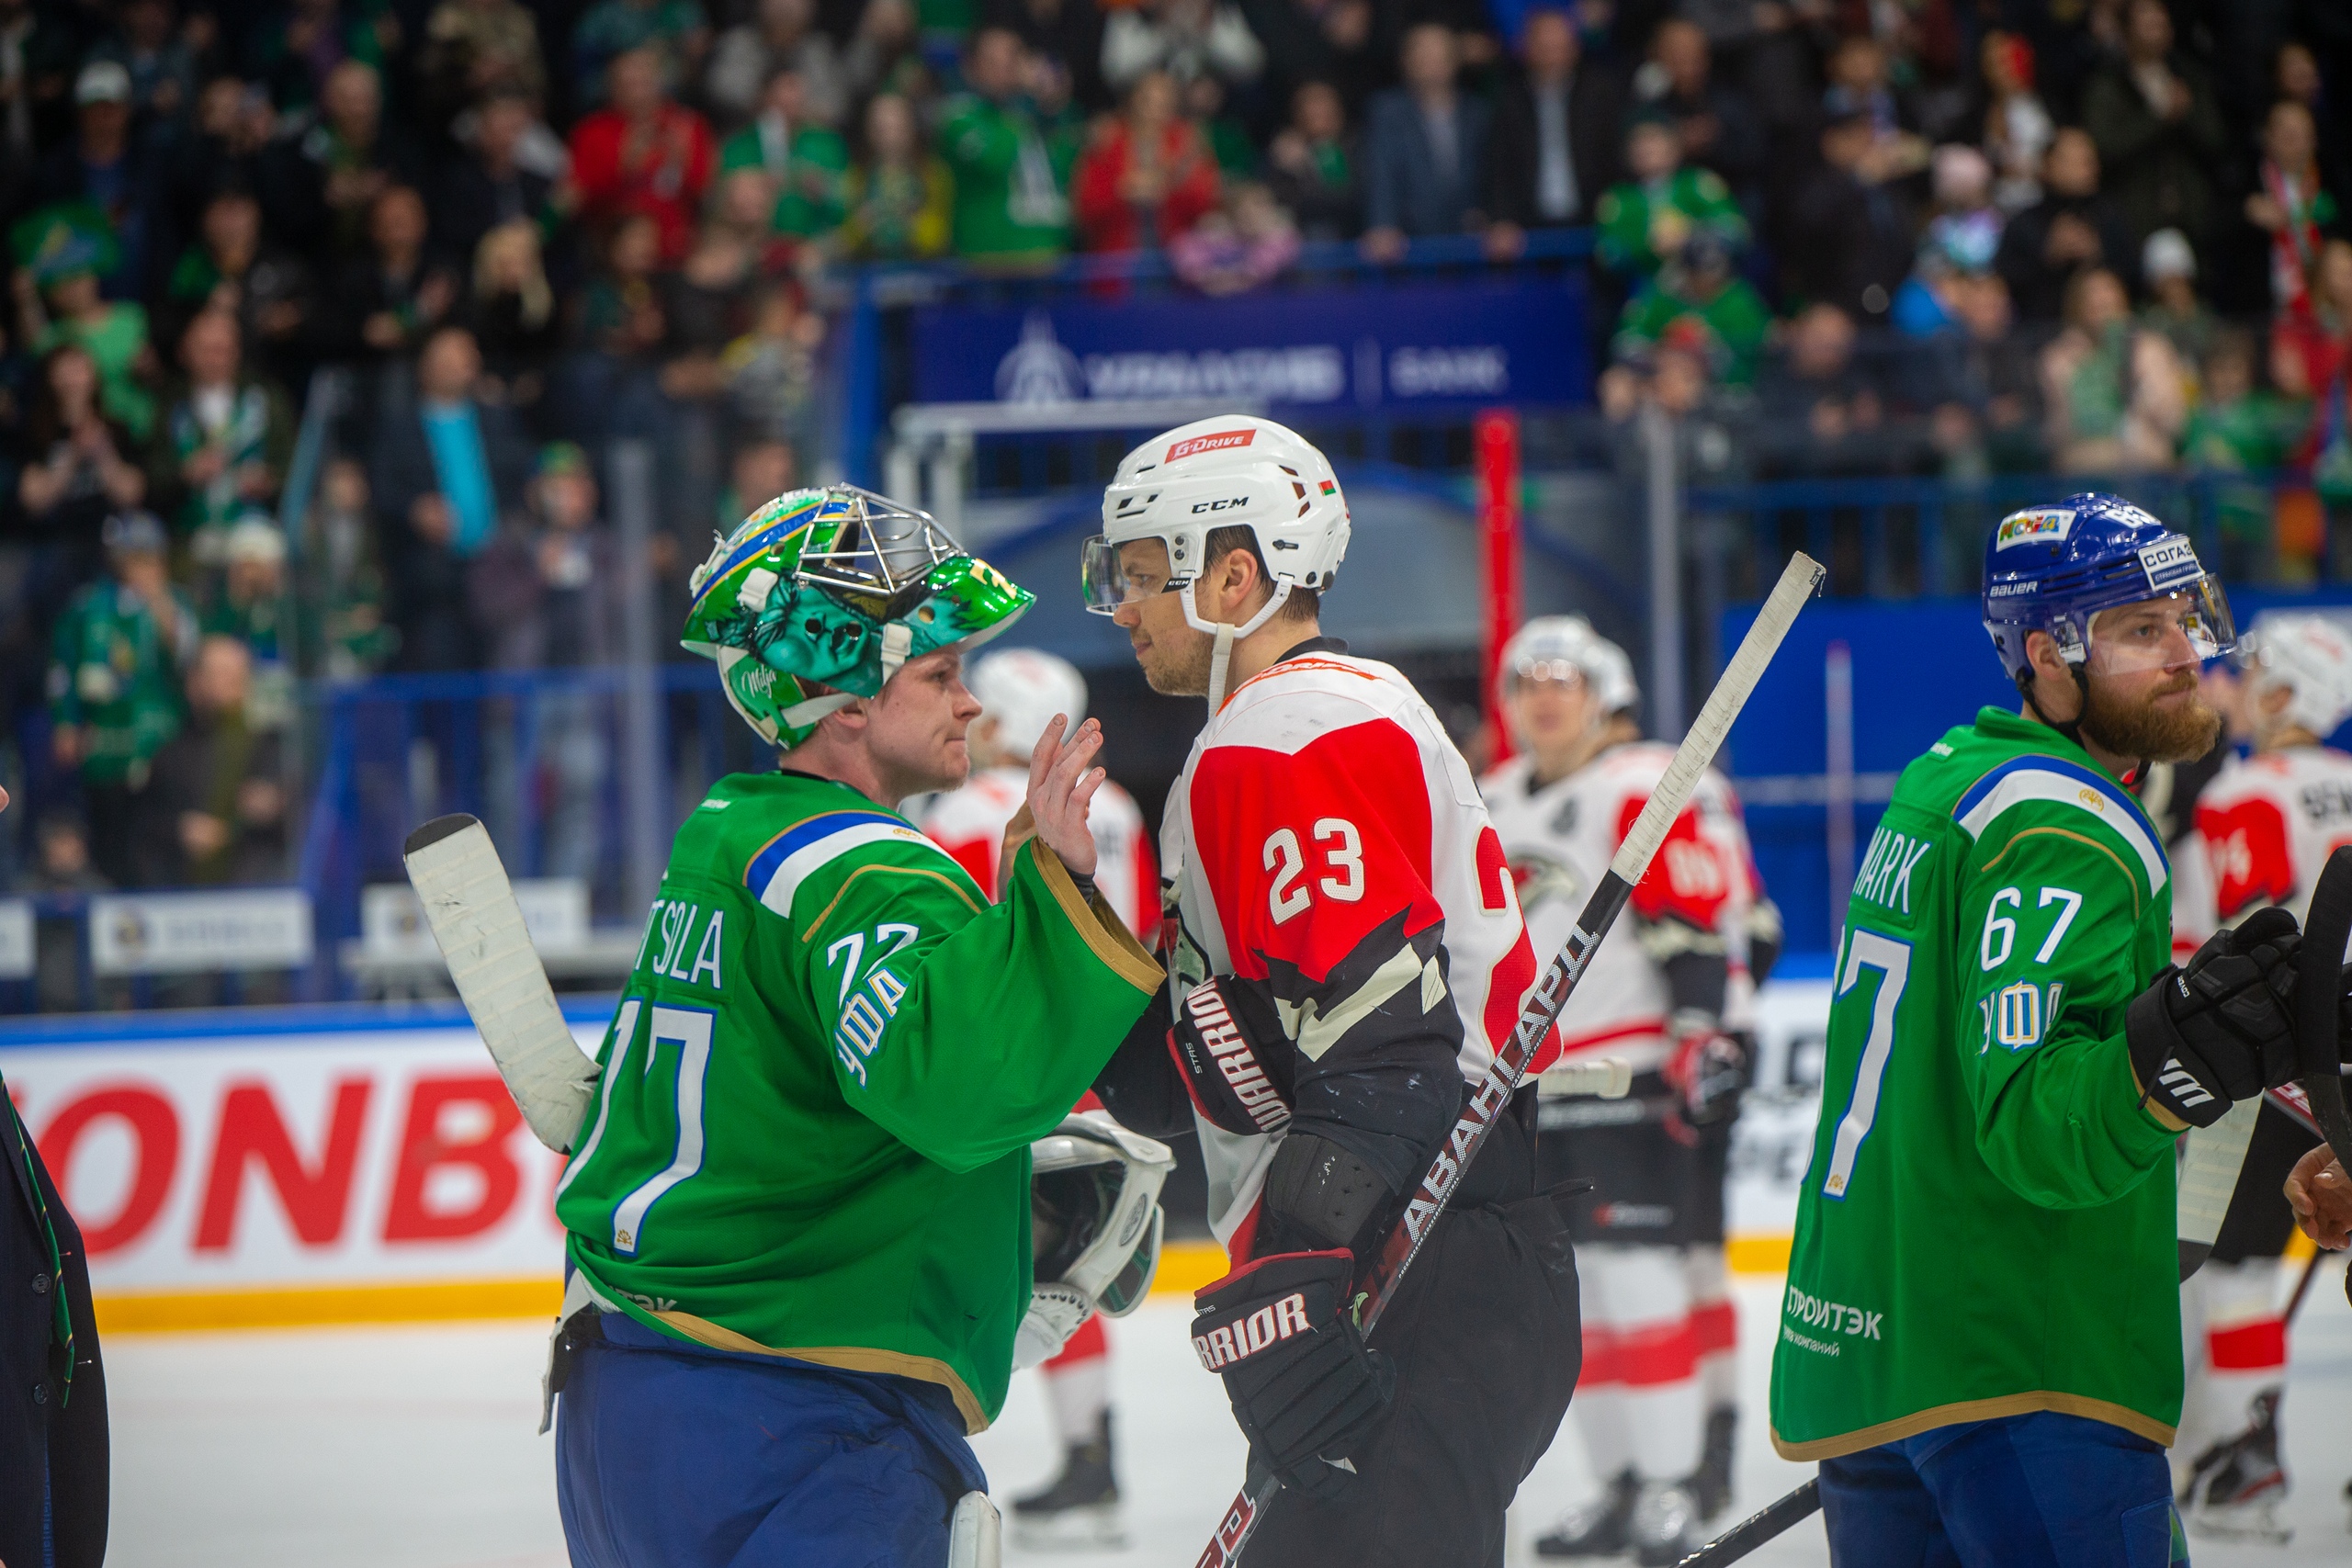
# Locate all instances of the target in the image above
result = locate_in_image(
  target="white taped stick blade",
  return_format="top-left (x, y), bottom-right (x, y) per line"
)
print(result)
top-left (2177, 1094), bottom-right (2262, 1280)
top-left (1536, 1057), bottom-right (1634, 1100)
top-left (1610, 553), bottom-right (1825, 885)
top-left (949, 1490), bottom-right (1001, 1568)
top-left (403, 815), bottom-right (599, 1153)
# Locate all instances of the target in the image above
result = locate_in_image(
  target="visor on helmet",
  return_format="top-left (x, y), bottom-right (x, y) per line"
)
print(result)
top-left (2072, 577), bottom-right (2235, 676)
top-left (1507, 657), bottom-right (1594, 692)
top-left (1080, 533), bottom-right (1184, 615)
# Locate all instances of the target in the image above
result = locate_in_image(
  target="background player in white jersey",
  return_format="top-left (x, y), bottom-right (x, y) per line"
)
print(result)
top-left (2168, 609), bottom-right (2352, 1540)
top-left (917, 647), bottom-right (1156, 1545)
top-left (1480, 616), bottom-right (1776, 1564)
top-left (1080, 415), bottom-right (1583, 1567)
top-left (922, 649), bottom-right (1159, 942)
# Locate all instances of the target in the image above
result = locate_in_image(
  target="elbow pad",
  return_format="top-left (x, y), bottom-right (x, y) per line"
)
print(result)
top-left (1258, 1131), bottom-right (1396, 1260)
top-left (1659, 944), bottom-right (1730, 1025)
top-left (1168, 976), bottom-right (1295, 1136)
top-left (1747, 898), bottom-right (1784, 987)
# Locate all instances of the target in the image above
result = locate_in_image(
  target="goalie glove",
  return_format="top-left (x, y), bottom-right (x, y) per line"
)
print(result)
top-left (1191, 1249), bottom-right (1394, 1501)
top-left (1012, 1281), bottom-right (1093, 1371)
top-left (2126, 908), bottom-right (2302, 1128)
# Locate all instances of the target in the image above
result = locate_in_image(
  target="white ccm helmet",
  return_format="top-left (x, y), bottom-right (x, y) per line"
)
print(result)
top-left (1083, 414), bottom-right (1351, 711)
top-left (969, 647), bottom-right (1088, 761)
top-left (1499, 616), bottom-right (1640, 720)
top-left (2239, 611), bottom-right (2352, 741)
top-left (1030, 1111), bottom-right (1177, 1318)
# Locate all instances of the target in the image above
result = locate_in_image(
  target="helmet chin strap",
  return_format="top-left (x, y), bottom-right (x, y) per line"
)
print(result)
top-left (1186, 578), bottom-right (1294, 716)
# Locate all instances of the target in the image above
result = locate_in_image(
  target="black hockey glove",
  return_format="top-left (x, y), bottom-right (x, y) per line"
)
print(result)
top-left (1664, 1019), bottom-right (1748, 1126)
top-left (1191, 1248), bottom-right (1394, 1500)
top-left (2125, 908), bottom-right (2302, 1128)
top-left (1167, 976), bottom-right (1294, 1137)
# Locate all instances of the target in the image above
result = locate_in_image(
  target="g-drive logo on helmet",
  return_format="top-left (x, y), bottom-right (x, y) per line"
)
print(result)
top-left (1168, 428), bottom-right (1256, 463)
top-left (1995, 508), bottom-right (2073, 549)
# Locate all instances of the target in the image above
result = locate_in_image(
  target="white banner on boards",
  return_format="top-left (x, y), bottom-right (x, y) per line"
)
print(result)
top-left (0, 900), bottom-right (31, 980)
top-left (87, 889), bottom-right (315, 976)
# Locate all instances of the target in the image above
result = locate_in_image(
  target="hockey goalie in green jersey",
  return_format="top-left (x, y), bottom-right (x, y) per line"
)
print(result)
top-left (547, 487), bottom-right (1165, 1568)
top-left (1772, 494), bottom-right (2316, 1566)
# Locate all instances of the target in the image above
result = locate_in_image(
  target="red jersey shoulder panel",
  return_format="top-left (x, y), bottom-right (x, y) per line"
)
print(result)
top-left (1189, 714), bottom-right (1442, 985)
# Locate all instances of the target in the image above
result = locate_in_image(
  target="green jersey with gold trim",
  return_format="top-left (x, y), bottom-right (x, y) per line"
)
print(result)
top-left (1770, 707), bottom-right (2184, 1461)
top-left (553, 769), bottom-right (1161, 1432)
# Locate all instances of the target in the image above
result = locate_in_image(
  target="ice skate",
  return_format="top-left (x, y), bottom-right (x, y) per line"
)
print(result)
top-left (1010, 1415), bottom-right (1126, 1549)
top-left (2179, 1390), bottom-right (2291, 1544)
top-left (1534, 1469), bottom-right (1637, 1558)
top-left (1629, 1480), bottom-right (1704, 1566)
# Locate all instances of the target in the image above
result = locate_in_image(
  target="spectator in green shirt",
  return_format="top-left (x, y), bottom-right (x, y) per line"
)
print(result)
top-left (11, 205), bottom-right (158, 440)
top-left (1592, 112), bottom-right (1747, 281)
top-left (939, 27), bottom-right (1070, 268)
top-left (1611, 232), bottom-right (1771, 387)
top-left (718, 64), bottom-right (851, 241)
top-left (152, 310), bottom-right (295, 553)
top-left (2181, 332), bottom-right (2307, 581)
top-left (47, 509), bottom-right (196, 887)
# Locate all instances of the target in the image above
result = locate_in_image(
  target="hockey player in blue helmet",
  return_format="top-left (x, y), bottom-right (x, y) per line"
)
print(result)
top-left (1772, 493), bottom-right (2316, 1566)
top-left (1979, 492), bottom-right (2235, 770)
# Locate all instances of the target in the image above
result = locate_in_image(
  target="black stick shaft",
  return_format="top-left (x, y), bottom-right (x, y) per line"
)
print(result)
top-left (1676, 1478), bottom-right (1824, 1567)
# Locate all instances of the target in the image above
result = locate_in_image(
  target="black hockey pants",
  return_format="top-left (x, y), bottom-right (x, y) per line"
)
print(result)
top-left (1240, 1188), bottom-right (1583, 1568)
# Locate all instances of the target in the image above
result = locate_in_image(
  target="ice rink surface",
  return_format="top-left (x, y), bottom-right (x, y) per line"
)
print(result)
top-left (107, 1263), bottom-right (2352, 1568)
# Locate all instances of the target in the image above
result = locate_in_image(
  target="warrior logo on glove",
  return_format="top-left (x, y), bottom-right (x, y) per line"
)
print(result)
top-left (1193, 1291), bottom-right (1315, 1371)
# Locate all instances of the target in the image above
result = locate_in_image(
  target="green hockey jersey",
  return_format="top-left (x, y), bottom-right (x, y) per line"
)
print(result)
top-left (1770, 707), bottom-right (2185, 1460)
top-left (553, 770), bottom-right (1163, 1432)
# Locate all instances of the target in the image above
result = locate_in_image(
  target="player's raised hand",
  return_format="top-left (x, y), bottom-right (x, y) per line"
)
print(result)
top-left (1027, 714), bottom-right (1106, 877)
top-left (2286, 1143), bottom-right (2350, 1250)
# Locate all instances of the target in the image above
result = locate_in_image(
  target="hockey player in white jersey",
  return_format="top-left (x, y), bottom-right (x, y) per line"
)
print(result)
top-left (2169, 609), bottom-right (2352, 1541)
top-left (1080, 414), bottom-right (1583, 1567)
top-left (917, 647), bottom-right (1157, 1545)
top-left (1479, 617), bottom-right (1774, 1565)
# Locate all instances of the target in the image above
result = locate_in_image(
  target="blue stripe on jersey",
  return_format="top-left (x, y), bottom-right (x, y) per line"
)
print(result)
top-left (1951, 753), bottom-right (2167, 893)
top-left (744, 809), bottom-right (912, 897)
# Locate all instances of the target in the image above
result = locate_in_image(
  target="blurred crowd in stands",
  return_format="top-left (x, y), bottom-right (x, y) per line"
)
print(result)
top-left (0, 0), bottom-right (2347, 912)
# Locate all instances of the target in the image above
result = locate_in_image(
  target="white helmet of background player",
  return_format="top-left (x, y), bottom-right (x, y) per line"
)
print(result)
top-left (2238, 611), bottom-right (2352, 742)
top-left (1499, 616), bottom-right (1639, 731)
top-left (1082, 414), bottom-right (1351, 710)
top-left (1030, 1111), bottom-right (1176, 1317)
top-left (969, 648), bottom-right (1088, 761)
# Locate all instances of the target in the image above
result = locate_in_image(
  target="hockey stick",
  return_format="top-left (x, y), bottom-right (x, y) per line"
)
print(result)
top-left (1194, 552), bottom-right (1826, 1568)
top-left (2292, 847), bottom-right (2352, 1181)
top-left (2180, 1098), bottom-right (2261, 1281)
top-left (1675, 1476), bottom-right (1822, 1567)
top-left (1539, 1056), bottom-right (1636, 1100)
top-left (403, 814), bottom-right (601, 1153)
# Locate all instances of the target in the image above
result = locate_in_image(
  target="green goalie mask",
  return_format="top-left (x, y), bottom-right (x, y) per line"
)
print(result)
top-left (683, 486), bottom-right (1036, 750)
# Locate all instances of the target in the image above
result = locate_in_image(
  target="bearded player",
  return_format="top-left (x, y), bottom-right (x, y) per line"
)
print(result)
top-left (2167, 610), bottom-right (2352, 1540)
top-left (919, 646), bottom-right (1156, 1546)
top-left (546, 488), bottom-right (1166, 1567)
top-left (1080, 415), bottom-right (1582, 1566)
top-left (1480, 617), bottom-right (1775, 1562)
top-left (1772, 494), bottom-right (2317, 1563)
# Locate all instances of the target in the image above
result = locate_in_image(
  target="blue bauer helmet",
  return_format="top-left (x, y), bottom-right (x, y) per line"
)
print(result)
top-left (1981, 493), bottom-right (2234, 694)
